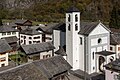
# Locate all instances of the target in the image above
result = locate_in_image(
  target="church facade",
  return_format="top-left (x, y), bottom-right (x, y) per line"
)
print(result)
top-left (53, 6), bottom-right (115, 74)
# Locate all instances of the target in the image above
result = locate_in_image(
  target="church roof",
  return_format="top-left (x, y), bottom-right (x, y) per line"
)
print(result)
top-left (78, 22), bottom-right (110, 36)
top-left (96, 51), bottom-right (115, 56)
top-left (67, 6), bottom-right (79, 13)
top-left (53, 22), bottom-right (66, 32)
top-left (78, 22), bottom-right (99, 35)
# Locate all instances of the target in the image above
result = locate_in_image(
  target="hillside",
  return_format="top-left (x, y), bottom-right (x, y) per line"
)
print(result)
top-left (0, 0), bottom-right (120, 23)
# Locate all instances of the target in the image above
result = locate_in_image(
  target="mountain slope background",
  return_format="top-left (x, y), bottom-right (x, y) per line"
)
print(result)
top-left (0, 0), bottom-right (120, 24)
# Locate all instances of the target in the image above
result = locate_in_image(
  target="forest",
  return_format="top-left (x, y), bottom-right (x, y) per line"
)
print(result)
top-left (0, 0), bottom-right (120, 28)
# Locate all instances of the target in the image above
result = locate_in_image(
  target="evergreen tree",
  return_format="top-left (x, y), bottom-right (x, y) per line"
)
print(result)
top-left (109, 2), bottom-right (120, 28)
top-left (0, 18), bottom-right (2, 26)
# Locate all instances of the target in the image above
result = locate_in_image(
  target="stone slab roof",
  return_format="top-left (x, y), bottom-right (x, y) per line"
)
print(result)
top-left (96, 51), bottom-right (115, 56)
top-left (110, 33), bottom-right (120, 45)
top-left (105, 59), bottom-right (120, 73)
top-left (66, 6), bottom-right (79, 13)
top-left (2, 36), bottom-right (18, 44)
top-left (20, 27), bottom-right (41, 35)
top-left (21, 42), bottom-right (55, 55)
top-left (0, 25), bottom-right (18, 33)
top-left (0, 56), bottom-right (72, 80)
top-left (0, 39), bottom-right (12, 53)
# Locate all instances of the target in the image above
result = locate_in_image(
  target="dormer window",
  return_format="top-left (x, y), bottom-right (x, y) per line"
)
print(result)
top-left (75, 24), bottom-right (78, 31)
top-left (68, 24), bottom-right (70, 31)
top-left (68, 14), bottom-right (70, 22)
top-left (98, 38), bottom-right (102, 44)
top-left (75, 14), bottom-right (78, 22)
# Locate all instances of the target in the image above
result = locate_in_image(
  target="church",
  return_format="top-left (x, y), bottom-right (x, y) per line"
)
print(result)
top-left (53, 6), bottom-right (116, 74)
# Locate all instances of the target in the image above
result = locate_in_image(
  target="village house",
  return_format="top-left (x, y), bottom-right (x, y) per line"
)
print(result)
top-left (20, 42), bottom-right (55, 62)
top-left (0, 56), bottom-right (72, 80)
top-left (109, 28), bottom-right (120, 59)
top-left (37, 23), bottom-right (59, 42)
top-left (104, 59), bottom-right (120, 80)
top-left (20, 26), bottom-right (43, 45)
top-left (14, 19), bottom-right (32, 31)
top-left (0, 39), bottom-right (12, 67)
top-left (0, 24), bottom-right (19, 51)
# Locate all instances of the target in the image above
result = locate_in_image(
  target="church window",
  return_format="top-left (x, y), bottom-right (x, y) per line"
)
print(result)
top-left (68, 14), bottom-right (70, 22)
top-left (68, 24), bottom-right (70, 31)
top-left (98, 38), bottom-right (102, 44)
top-left (75, 24), bottom-right (78, 31)
top-left (93, 52), bottom-right (94, 60)
top-left (80, 37), bottom-right (82, 45)
top-left (75, 14), bottom-right (78, 22)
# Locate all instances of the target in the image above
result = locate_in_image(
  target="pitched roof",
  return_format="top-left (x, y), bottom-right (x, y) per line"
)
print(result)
top-left (33, 56), bottom-right (72, 78)
top-left (78, 22), bottom-right (99, 35)
top-left (20, 27), bottom-right (41, 35)
top-left (0, 39), bottom-right (12, 53)
top-left (96, 51), bottom-right (115, 56)
top-left (53, 22), bottom-right (66, 32)
top-left (78, 22), bottom-right (110, 36)
top-left (37, 23), bottom-right (59, 34)
top-left (104, 59), bottom-right (120, 73)
top-left (110, 33), bottom-right (120, 45)
top-left (0, 25), bottom-right (18, 32)
top-left (2, 36), bottom-right (18, 44)
top-left (21, 42), bottom-right (55, 55)
top-left (55, 46), bottom-right (67, 56)
top-left (67, 6), bottom-right (79, 13)
top-left (0, 63), bottom-right (48, 80)
top-left (0, 56), bottom-right (72, 80)
top-left (15, 19), bottom-right (32, 24)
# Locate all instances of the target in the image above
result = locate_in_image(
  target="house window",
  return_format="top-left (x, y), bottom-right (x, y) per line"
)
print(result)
top-left (68, 14), bottom-right (70, 22)
top-left (75, 24), bottom-right (78, 31)
top-left (20, 40), bottom-right (23, 43)
top-left (34, 36), bottom-right (40, 39)
top-left (98, 38), bottom-right (102, 44)
top-left (93, 52), bottom-right (94, 60)
top-left (1, 64), bottom-right (5, 67)
top-left (0, 57), bottom-right (6, 62)
top-left (80, 37), bottom-right (82, 45)
top-left (7, 32), bottom-right (11, 35)
top-left (24, 40), bottom-right (26, 44)
top-left (12, 32), bottom-right (16, 35)
top-left (110, 47), bottom-right (113, 50)
top-left (29, 37), bottom-right (32, 39)
top-left (2, 32), bottom-right (6, 36)
top-left (68, 24), bottom-right (70, 31)
top-left (43, 54), bottom-right (51, 59)
top-left (24, 36), bottom-right (26, 39)
top-left (118, 47), bottom-right (120, 51)
top-left (29, 41), bottom-right (32, 44)
top-left (75, 14), bottom-right (78, 22)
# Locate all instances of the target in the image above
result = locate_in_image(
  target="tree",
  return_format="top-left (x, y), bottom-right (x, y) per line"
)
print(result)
top-left (109, 2), bottom-right (120, 28)
top-left (0, 18), bottom-right (2, 26)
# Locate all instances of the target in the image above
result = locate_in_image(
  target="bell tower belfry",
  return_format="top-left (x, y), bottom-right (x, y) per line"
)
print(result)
top-left (66, 6), bottom-right (81, 70)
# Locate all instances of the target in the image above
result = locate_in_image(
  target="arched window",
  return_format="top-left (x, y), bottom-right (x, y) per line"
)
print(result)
top-left (75, 14), bottom-right (78, 22)
top-left (68, 24), bottom-right (70, 31)
top-left (75, 24), bottom-right (78, 31)
top-left (98, 38), bottom-right (102, 44)
top-left (68, 14), bottom-right (70, 22)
